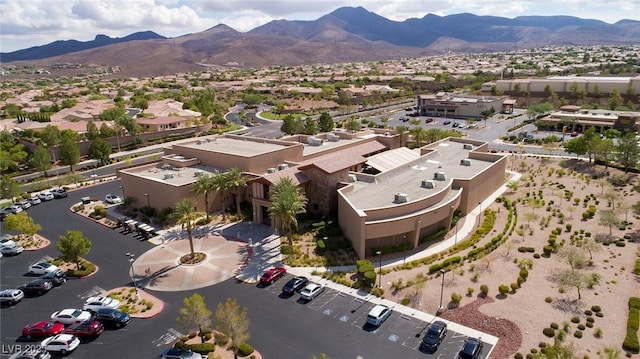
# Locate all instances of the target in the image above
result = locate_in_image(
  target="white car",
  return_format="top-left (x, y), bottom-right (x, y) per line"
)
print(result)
top-left (50, 309), bottom-right (92, 325)
top-left (41, 334), bottom-right (80, 354)
top-left (0, 289), bottom-right (24, 305)
top-left (8, 347), bottom-right (51, 359)
top-left (366, 304), bottom-right (393, 326)
top-left (38, 192), bottom-right (54, 201)
top-left (28, 262), bottom-right (59, 275)
top-left (7, 204), bottom-right (23, 213)
top-left (16, 200), bottom-right (31, 209)
top-left (1, 243), bottom-right (24, 256)
top-left (104, 194), bottom-right (122, 204)
top-left (26, 196), bottom-right (42, 206)
top-left (300, 282), bottom-right (325, 301)
top-left (83, 296), bottom-right (121, 312)
top-left (0, 236), bottom-right (16, 247)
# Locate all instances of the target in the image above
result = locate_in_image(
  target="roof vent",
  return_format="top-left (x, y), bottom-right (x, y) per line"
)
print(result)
top-left (193, 171), bottom-right (203, 177)
top-left (394, 192), bottom-right (409, 203)
top-left (348, 174), bottom-right (357, 182)
top-left (461, 159), bottom-right (472, 166)
top-left (196, 140), bottom-right (202, 145)
top-left (308, 137), bottom-right (323, 146)
top-left (422, 180), bottom-right (435, 189)
top-left (277, 163), bottom-right (289, 171)
top-left (434, 172), bottom-right (447, 181)
top-left (163, 173), bottom-right (175, 179)
top-left (463, 144), bottom-right (473, 150)
top-left (327, 133), bottom-right (340, 142)
top-left (267, 168), bottom-right (277, 174)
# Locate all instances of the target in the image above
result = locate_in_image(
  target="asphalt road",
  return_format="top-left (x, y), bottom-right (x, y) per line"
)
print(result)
top-left (0, 181), bottom-right (493, 359)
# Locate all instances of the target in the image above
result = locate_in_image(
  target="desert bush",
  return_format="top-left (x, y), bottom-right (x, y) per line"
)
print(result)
top-left (451, 293), bottom-right (462, 305)
top-left (550, 322), bottom-right (559, 330)
top-left (623, 297), bottom-right (640, 353)
top-left (545, 297), bottom-right (553, 303)
top-left (238, 342), bottom-right (254, 356)
top-left (480, 284), bottom-right (489, 297)
top-left (571, 316), bottom-right (580, 323)
top-left (510, 283), bottom-right (519, 292)
top-left (543, 327), bottom-right (555, 337)
top-left (498, 284), bottom-right (510, 295)
top-left (214, 333), bottom-right (229, 346)
top-left (574, 331), bottom-right (583, 338)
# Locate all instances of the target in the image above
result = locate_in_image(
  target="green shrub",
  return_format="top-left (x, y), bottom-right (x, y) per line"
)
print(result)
top-left (550, 322), bottom-right (559, 330)
top-left (214, 333), bottom-right (229, 346)
top-left (591, 305), bottom-right (602, 313)
top-left (586, 322), bottom-right (593, 328)
top-left (623, 297), bottom-right (640, 353)
top-left (498, 284), bottom-right (510, 295)
top-left (480, 284), bottom-right (489, 296)
top-left (514, 353), bottom-right (523, 359)
top-left (545, 297), bottom-right (553, 303)
top-left (519, 268), bottom-right (529, 280)
top-left (634, 259), bottom-right (640, 275)
top-left (578, 324), bottom-right (585, 330)
top-left (401, 297), bottom-right (411, 305)
top-left (510, 283), bottom-right (519, 292)
top-left (571, 316), bottom-right (580, 323)
top-left (237, 342), bottom-right (254, 356)
top-left (543, 245), bottom-right (554, 255)
top-left (543, 327), bottom-right (555, 337)
top-left (428, 263), bottom-right (444, 274)
top-left (573, 330), bottom-right (583, 338)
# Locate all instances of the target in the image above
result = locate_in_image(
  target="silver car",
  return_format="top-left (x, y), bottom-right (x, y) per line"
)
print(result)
top-left (1, 243), bottom-right (24, 256)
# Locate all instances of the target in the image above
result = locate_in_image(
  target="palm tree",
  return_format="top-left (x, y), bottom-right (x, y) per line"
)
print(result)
top-left (170, 198), bottom-right (204, 258)
top-left (225, 167), bottom-right (248, 217)
top-left (409, 126), bottom-right (426, 147)
top-left (395, 125), bottom-right (409, 147)
top-left (211, 172), bottom-right (229, 220)
top-left (268, 177), bottom-right (308, 247)
top-left (191, 174), bottom-right (214, 221)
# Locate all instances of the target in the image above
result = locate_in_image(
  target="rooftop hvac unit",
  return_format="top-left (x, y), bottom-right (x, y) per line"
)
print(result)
top-left (163, 173), bottom-right (175, 179)
top-left (348, 174), bottom-right (357, 182)
top-left (461, 159), bottom-right (472, 166)
top-left (206, 138), bottom-right (212, 143)
top-left (161, 164), bottom-right (171, 170)
top-left (196, 140), bottom-right (202, 145)
top-left (394, 192), bottom-right (409, 203)
top-left (277, 163), bottom-right (289, 171)
top-left (267, 168), bottom-right (277, 174)
top-left (463, 144), bottom-right (473, 150)
top-left (434, 172), bottom-right (447, 181)
top-left (193, 171), bottom-right (203, 177)
top-left (327, 133), bottom-right (340, 142)
top-left (307, 137), bottom-right (323, 146)
top-left (421, 180), bottom-right (435, 189)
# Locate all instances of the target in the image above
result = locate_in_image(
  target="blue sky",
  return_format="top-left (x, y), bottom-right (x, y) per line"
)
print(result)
top-left (1, 0), bottom-right (638, 53)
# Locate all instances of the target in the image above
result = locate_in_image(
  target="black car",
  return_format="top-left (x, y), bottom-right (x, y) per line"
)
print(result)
top-left (94, 308), bottom-right (130, 328)
top-left (420, 320), bottom-right (448, 352)
top-left (18, 279), bottom-right (53, 296)
top-left (282, 276), bottom-right (309, 294)
top-left (40, 270), bottom-right (67, 286)
top-left (459, 337), bottom-right (483, 359)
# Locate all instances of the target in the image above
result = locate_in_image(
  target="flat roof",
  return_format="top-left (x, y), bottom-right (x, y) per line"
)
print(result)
top-left (343, 140), bottom-right (496, 210)
top-left (176, 136), bottom-right (294, 157)
top-left (122, 163), bottom-right (222, 187)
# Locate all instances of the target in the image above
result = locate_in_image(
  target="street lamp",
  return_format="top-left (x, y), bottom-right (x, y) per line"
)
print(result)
top-left (438, 269), bottom-right (445, 313)
top-left (478, 201), bottom-right (482, 226)
top-left (402, 235), bottom-right (407, 265)
top-left (144, 193), bottom-right (150, 208)
top-left (323, 236), bottom-right (328, 252)
top-left (454, 220), bottom-right (459, 246)
top-left (376, 250), bottom-right (382, 289)
top-left (126, 253), bottom-right (139, 298)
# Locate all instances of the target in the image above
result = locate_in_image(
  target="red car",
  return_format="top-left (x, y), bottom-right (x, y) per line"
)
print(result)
top-left (259, 267), bottom-right (286, 285)
top-left (64, 320), bottom-right (104, 339)
top-left (22, 321), bottom-right (64, 340)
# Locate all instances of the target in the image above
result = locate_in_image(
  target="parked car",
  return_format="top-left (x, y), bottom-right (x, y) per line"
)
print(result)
top-left (40, 270), bottom-right (67, 286)
top-left (458, 337), bottom-right (483, 359)
top-left (366, 304), bottom-right (392, 327)
top-left (50, 188), bottom-right (68, 199)
top-left (425, 118), bottom-right (434, 123)
top-left (16, 200), bottom-right (32, 209)
top-left (37, 192), bottom-right (54, 201)
top-left (443, 120), bottom-right (452, 125)
top-left (40, 334), bottom-right (80, 354)
top-left (50, 309), bottom-right (92, 325)
top-left (0, 207), bottom-right (13, 220)
top-left (26, 197), bottom-right (42, 206)
top-left (28, 262), bottom-right (59, 275)
top-left (1, 243), bottom-right (24, 256)
top-left (63, 320), bottom-right (104, 340)
top-left (7, 204), bottom-right (23, 214)
top-left (0, 235), bottom-right (16, 247)
top-left (0, 288), bottom-right (24, 306)
top-left (452, 122), bottom-right (460, 128)
top-left (104, 194), bottom-right (122, 204)
top-left (94, 308), bottom-right (131, 328)
top-left (161, 348), bottom-right (203, 359)
top-left (420, 320), bottom-right (448, 352)
top-left (83, 296), bottom-right (121, 312)
top-left (22, 321), bottom-right (65, 340)
top-left (282, 276), bottom-right (309, 294)
top-left (570, 131), bottom-right (579, 137)
top-left (18, 279), bottom-right (53, 296)
top-left (8, 347), bottom-right (52, 359)
top-left (259, 267), bottom-right (286, 285)
top-left (300, 282), bottom-right (325, 301)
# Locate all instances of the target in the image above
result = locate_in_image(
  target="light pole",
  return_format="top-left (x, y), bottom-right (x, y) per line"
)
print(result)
top-left (376, 250), bottom-right (382, 289)
top-left (402, 235), bottom-right (407, 265)
top-left (119, 185), bottom-right (125, 200)
top-left (478, 201), bottom-right (482, 226)
top-left (126, 253), bottom-right (139, 299)
top-left (144, 193), bottom-right (150, 208)
top-left (438, 269), bottom-right (445, 313)
top-left (454, 221), bottom-right (458, 246)
top-left (323, 236), bottom-right (328, 252)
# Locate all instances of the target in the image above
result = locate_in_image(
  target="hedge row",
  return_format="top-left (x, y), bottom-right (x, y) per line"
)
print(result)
top-left (623, 297), bottom-right (640, 353)
top-left (634, 259), bottom-right (640, 275)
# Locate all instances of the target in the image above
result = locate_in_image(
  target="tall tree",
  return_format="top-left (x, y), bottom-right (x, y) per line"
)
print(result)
top-left (395, 125), bottom-right (409, 147)
top-left (226, 167), bottom-right (248, 217)
top-left (57, 230), bottom-right (91, 270)
top-left (85, 120), bottom-right (100, 140)
top-left (0, 175), bottom-right (21, 202)
top-left (268, 177), bottom-right (308, 247)
top-left (191, 174), bottom-right (214, 221)
top-left (599, 209), bottom-right (621, 236)
top-left (302, 117), bottom-right (318, 135)
top-left (88, 138), bottom-right (112, 165)
top-left (29, 145), bottom-right (52, 178)
top-left (3, 211), bottom-right (41, 242)
top-left (215, 298), bottom-right (250, 359)
top-left (58, 136), bottom-right (80, 172)
top-left (317, 112), bottom-right (334, 133)
top-left (563, 136), bottom-right (588, 159)
top-left (280, 115), bottom-right (300, 135)
top-left (409, 126), bottom-right (426, 147)
top-left (176, 293), bottom-right (212, 344)
top-left (211, 172), bottom-right (229, 220)
top-left (615, 132), bottom-right (640, 172)
top-left (170, 198), bottom-right (204, 258)
top-left (40, 125), bottom-right (61, 147)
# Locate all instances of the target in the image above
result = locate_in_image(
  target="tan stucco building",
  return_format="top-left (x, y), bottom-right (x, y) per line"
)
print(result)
top-left (118, 132), bottom-right (506, 259)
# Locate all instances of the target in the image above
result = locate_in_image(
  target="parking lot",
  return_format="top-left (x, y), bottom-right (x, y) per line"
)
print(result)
top-left (258, 273), bottom-right (493, 358)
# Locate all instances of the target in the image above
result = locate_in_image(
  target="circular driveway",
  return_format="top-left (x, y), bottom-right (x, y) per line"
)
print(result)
top-left (132, 235), bottom-right (247, 292)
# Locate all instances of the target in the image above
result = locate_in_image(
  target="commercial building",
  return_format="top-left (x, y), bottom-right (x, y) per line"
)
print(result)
top-left (487, 75), bottom-right (640, 95)
top-left (119, 131), bottom-right (506, 259)
top-left (538, 105), bottom-right (640, 134)
top-left (416, 93), bottom-right (512, 119)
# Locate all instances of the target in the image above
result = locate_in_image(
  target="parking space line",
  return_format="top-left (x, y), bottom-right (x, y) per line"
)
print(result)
top-left (152, 328), bottom-right (183, 347)
top-left (77, 286), bottom-right (105, 300)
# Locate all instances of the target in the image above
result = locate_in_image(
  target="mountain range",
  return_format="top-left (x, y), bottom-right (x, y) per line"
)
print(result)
top-left (2, 6), bottom-right (639, 76)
